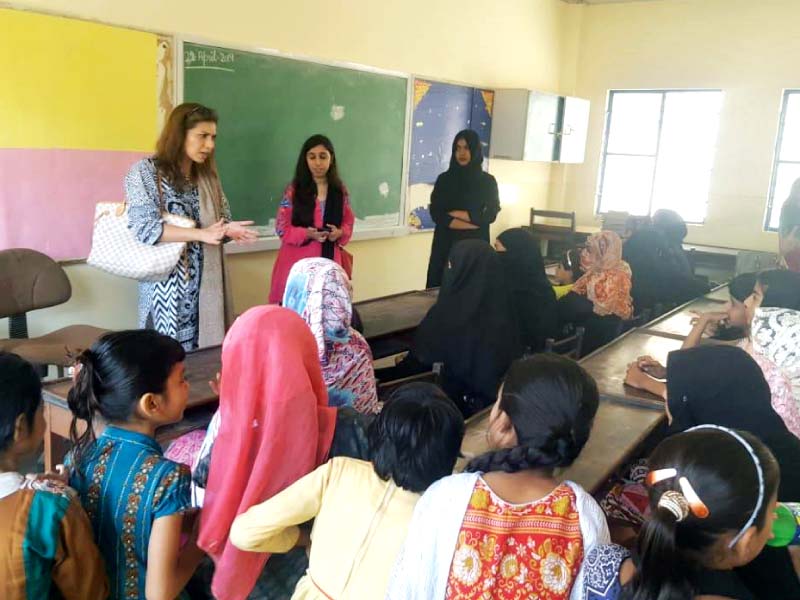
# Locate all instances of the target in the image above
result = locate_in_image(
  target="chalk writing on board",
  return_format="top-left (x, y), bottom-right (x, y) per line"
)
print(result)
top-left (184, 48), bottom-right (235, 72)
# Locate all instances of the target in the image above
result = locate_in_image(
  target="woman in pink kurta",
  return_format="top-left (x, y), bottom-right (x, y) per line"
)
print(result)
top-left (269, 135), bottom-right (355, 303)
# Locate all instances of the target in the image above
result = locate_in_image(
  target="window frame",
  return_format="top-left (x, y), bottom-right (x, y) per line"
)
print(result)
top-left (595, 88), bottom-right (724, 225)
top-left (764, 89), bottom-right (800, 232)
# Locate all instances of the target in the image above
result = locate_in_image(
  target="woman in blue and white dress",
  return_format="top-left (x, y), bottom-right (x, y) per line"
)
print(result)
top-left (124, 103), bottom-right (256, 350)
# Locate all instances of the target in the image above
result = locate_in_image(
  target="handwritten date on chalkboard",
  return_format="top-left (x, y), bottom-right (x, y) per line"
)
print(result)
top-left (184, 48), bottom-right (235, 71)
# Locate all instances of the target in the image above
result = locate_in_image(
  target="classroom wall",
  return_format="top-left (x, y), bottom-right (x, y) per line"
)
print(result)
top-left (549, 0), bottom-right (800, 253)
top-left (3, 0), bottom-right (579, 336)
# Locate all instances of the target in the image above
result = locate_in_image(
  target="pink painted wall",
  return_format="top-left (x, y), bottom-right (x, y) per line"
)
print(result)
top-left (0, 148), bottom-right (147, 260)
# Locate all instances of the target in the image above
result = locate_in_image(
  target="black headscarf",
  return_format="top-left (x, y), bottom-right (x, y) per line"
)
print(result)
top-left (665, 344), bottom-right (800, 598)
top-left (415, 239), bottom-right (523, 407)
top-left (666, 344), bottom-right (800, 498)
top-left (497, 228), bottom-right (558, 350)
top-left (430, 129), bottom-right (496, 219)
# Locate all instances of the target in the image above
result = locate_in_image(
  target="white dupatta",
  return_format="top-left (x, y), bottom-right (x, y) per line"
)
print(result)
top-left (385, 472), bottom-right (609, 600)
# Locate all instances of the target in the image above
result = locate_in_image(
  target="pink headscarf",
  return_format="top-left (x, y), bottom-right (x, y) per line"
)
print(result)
top-left (197, 306), bottom-right (337, 600)
top-left (573, 230), bottom-right (633, 319)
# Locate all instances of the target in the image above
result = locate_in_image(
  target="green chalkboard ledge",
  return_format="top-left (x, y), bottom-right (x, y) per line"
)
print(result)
top-left (223, 225), bottom-right (411, 255)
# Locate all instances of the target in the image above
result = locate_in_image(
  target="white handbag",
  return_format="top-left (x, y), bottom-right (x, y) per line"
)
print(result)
top-left (87, 173), bottom-right (196, 282)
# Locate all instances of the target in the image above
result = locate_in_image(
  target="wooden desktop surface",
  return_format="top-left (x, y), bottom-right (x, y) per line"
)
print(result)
top-left (356, 288), bottom-right (438, 341)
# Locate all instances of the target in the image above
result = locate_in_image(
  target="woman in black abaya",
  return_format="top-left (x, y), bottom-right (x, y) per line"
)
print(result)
top-left (425, 130), bottom-right (500, 288)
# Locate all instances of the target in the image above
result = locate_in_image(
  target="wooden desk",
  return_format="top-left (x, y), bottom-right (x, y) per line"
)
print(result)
top-left (705, 284), bottom-right (731, 302)
top-left (579, 330), bottom-right (684, 409)
top-left (459, 329), bottom-right (681, 493)
top-left (460, 400), bottom-right (666, 494)
top-left (639, 285), bottom-right (729, 341)
top-left (42, 346), bottom-right (221, 471)
top-left (356, 289), bottom-right (438, 359)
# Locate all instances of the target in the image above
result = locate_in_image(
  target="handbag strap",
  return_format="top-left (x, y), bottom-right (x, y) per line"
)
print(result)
top-left (156, 170), bottom-right (165, 212)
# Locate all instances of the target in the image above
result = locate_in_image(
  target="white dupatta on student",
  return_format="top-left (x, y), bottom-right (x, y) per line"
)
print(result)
top-left (385, 472), bottom-right (610, 600)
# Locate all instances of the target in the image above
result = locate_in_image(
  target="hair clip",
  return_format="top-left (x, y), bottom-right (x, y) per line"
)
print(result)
top-left (647, 468), bottom-right (710, 519)
top-left (679, 476), bottom-right (710, 519)
top-left (646, 468), bottom-right (677, 486)
top-left (658, 490), bottom-right (690, 522)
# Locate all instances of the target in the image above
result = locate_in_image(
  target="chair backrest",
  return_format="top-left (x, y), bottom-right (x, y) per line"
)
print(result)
top-left (544, 326), bottom-right (585, 360)
top-left (530, 208), bottom-right (576, 232)
top-left (601, 211), bottom-right (629, 238)
top-left (0, 249), bottom-right (71, 318)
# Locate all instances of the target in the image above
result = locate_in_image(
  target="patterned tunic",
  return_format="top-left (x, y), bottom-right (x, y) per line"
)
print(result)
top-left (0, 473), bottom-right (108, 600)
top-left (582, 544), bottom-right (629, 600)
top-left (68, 426), bottom-right (192, 600)
top-left (125, 158), bottom-right (231, 350)
top-left (445, 479), bottom-right (584, 600)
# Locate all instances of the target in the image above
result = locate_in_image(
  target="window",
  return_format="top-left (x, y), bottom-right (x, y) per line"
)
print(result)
top-left (765, 91), bottom-right (800, 231)
top-left (596, 90), bottom-right (724, 223)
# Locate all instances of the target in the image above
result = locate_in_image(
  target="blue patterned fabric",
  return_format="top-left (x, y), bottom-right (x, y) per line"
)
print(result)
top-left (124, 158), bottom-right (230, 350)
top-left (68, 426), bottom-right (192, 599)
top-left (583, 544), bottom-right (631, 600)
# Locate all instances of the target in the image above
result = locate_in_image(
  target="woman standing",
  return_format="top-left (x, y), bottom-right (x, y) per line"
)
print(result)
top-left (125, 103), bottom-right (256, 350)
top-left (269, 135), bottom-right (355, 304)
top-left (426, 129), bottom-right (500, 288)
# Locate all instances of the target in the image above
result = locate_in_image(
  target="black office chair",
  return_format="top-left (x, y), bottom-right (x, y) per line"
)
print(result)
top-left (544, 326), bottom-right (585, 360)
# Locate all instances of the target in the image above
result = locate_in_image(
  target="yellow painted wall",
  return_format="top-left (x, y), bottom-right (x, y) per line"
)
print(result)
top-left (2, 0), bottom-right (578, 336)
top-left (551, 0), bottom-right (800, 252)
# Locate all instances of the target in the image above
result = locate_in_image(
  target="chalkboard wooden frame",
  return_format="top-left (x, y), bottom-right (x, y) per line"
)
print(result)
top-left (177, 36), bottom-right (415, 251)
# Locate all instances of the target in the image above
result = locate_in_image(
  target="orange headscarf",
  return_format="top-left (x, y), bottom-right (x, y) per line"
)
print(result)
top-left (573, 231), bottom-right (633, 319)
top-left (197, 306), bottom-right (337, 600)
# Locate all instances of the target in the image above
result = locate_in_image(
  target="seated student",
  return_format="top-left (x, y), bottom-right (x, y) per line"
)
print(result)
top-left (553, 246), bottom-right (584, 299)
top-left (386, 354), bottom-right (609, 600)
top-left (751, 307), bottom-right (800, 413)
top-left (283, 257), bottom-right (379, 414)
top-left (624, 345), bottom-right (800, 597)
top-left (681, 272), bottom-right (757, 346)
top-left (66, 330), bottom-right (203, 600)
top-left (377, 239), bottom-right (522, 417)
top-left (584, 426), bottom-right (780, 600)
top-left (559, 231), bottom-right (633, 354)
top-left (0, 352), bottom-right (107, 600)
top-left (194, 306), bottom-right (371, 600)
top-left (229, 383), bottom-right (464, 599)
top-left (623, 208), bottom-right (710, 313)
top-left (644, 269), bottom-right (800, 437)
top-left (495, 227), bottom-right (558, 352)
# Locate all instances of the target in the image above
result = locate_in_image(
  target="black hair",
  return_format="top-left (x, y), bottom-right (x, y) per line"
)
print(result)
top-left (560, 246), bottom-right (585, 282)
top-left (622, 428), bottom-right (779, 600)
top-left (67, 330), bottom-right (185, 470)
top-left (729, 272), bottom-right (757, 304)
top-left (291, 134), bottom-right (344, 228)
top-left (369, 382), bottom-right (464, 493)
top-left (0, 352), bottom-right (42, 453)
top-left (465, 354), bottom-right (599, 474)
top-left (757, 269), bottom-right (800, 310)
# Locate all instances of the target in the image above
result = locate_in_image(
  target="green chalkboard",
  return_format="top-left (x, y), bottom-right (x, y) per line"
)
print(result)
top-left (183, 42), bottom-right (408, 230)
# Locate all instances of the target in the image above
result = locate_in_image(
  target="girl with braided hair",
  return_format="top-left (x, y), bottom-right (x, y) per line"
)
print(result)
top-left (386, 353), bottom-right (609, 600)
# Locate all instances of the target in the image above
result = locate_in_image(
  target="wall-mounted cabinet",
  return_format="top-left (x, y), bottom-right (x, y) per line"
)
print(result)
top-left (489, 89), bottom-right (589, 163)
